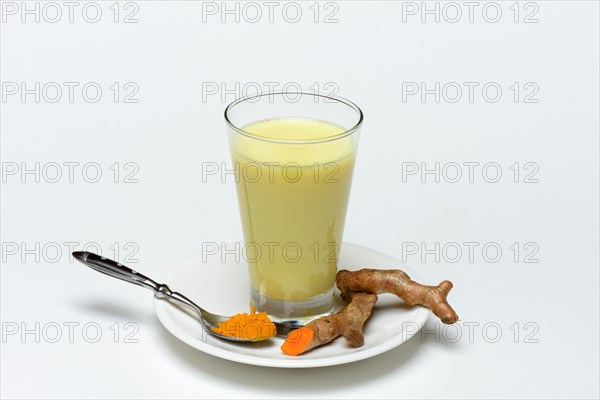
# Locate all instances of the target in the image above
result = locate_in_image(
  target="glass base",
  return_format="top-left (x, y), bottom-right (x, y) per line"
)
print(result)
top-left (249, 287), bottom-right (335, 324)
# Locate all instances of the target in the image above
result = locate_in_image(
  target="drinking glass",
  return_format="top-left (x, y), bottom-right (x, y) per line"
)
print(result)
top-left (225, 92), bottom-right (363, 323)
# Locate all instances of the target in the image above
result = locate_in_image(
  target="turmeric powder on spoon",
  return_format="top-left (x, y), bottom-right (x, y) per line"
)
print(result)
top-left (211, 312), bottom-right (276, 342)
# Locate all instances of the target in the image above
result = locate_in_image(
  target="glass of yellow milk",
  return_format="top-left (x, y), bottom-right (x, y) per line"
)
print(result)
top-left (224, 92), bottom-right (363, 323)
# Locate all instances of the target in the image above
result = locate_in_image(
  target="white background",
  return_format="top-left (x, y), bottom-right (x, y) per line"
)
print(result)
top-left (1, 1), bottom-right (599, 398)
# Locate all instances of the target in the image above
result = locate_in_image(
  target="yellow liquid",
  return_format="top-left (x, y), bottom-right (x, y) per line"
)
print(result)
top-left (230, 118), bottom-right (357, 302)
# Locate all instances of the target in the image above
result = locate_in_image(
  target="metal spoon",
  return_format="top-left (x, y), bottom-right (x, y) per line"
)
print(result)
top-left (72, 251), bottom-right (302, 342)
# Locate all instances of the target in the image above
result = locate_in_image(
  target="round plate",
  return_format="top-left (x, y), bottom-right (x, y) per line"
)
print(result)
top-left (154, 242), bottom-right (429, 368)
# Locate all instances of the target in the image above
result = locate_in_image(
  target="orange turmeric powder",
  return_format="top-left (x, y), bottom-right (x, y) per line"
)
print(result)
top-left (211, 311), bottom-right (276, 342)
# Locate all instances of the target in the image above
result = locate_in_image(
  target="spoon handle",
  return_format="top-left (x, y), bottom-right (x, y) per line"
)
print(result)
top-left (72, 251), bottom-right (161, 291)
top-left (72, 251), bottom-right (207, 317)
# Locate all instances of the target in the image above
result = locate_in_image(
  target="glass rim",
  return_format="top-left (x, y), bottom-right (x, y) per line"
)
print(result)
top-left (224, 91), bottom-right (363, 144)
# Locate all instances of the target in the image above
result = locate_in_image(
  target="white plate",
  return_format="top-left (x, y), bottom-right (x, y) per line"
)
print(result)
top-left (154, 242), bottom-right (429, 368)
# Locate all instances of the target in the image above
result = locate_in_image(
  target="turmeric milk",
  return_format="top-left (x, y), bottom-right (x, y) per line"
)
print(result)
top-left (230, 118), bottom-right (357, 302)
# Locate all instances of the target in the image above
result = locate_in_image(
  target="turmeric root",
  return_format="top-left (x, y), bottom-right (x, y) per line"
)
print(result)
top-left (281, 268), bottom-right (458, 356)
top-left (281, 293), bottom-right (377, 356)
top-left (336, 269), bottom-right (458, 324)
